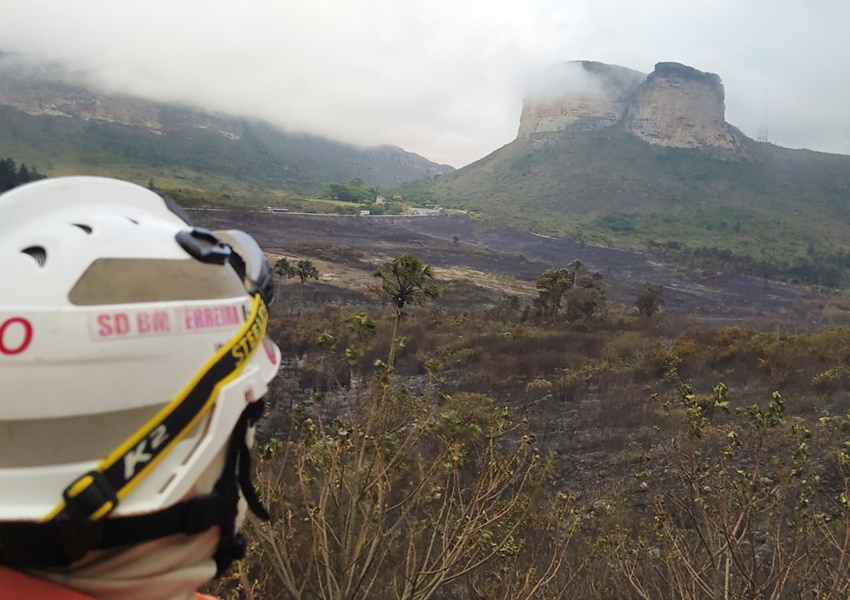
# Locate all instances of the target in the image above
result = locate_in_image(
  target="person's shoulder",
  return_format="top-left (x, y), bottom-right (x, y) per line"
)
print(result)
top-left (0, 566), bottom-right (94, 599)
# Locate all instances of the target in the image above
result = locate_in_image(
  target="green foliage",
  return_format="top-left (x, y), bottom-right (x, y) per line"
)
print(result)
top-left (650, 242), bottom-right (849, 288)
top-left (595, 213), bottom-right (636, 233)
top-left (373, 252), bottom-right (440, 370)
top-left (373, 253), bottom-right (440, 312)
top-left (0, 157), bottom-right (46, 192)
top-left (295, 259), bottom-right (319, 284)
top-left (347, 311), bottom-right (376, 341)
top-left (273, 257), bottom-right (296, 279)
top-left (319, 179), bottom-right (375, 203)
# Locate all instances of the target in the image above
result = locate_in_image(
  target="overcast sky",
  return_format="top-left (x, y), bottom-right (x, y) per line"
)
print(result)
top-left (2, 0), bottom-right (848, 167)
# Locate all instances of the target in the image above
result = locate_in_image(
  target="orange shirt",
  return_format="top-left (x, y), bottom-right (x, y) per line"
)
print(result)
top-left (0, 566), bottom-right (217, 600)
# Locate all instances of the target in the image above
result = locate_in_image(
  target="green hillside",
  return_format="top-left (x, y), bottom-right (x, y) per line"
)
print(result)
top-left (397, 129), bottom-right (850, 284)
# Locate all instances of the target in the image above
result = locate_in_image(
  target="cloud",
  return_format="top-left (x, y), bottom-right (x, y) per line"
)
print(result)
top-left (523, 63), bottom-right (607, 101)
top-left (2, 0), bottom-right (849, 166)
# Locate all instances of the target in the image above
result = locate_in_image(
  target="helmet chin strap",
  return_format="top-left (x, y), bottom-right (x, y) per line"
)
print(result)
top-left (211, 397), bottom-right (269, 576)
top-left (0, 399), bottom-right (270, 577)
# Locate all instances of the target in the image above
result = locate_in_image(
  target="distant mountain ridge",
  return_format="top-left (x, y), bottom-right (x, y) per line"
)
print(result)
top-left (0, 57), bottom-right (454, 192)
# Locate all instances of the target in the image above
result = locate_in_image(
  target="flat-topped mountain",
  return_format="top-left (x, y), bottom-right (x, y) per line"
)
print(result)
top-left (520, 61), bottom-right (751, 157)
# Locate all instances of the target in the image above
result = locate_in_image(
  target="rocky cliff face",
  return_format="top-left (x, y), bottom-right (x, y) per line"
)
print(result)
top-left (0, 62), bottom-right (243, 139)
top-left (518, 61), bottom-right (752, 157)
top-left (518, 61), bottom-right (645, 136)
top-left (624, 62), bottom-right (747, 153)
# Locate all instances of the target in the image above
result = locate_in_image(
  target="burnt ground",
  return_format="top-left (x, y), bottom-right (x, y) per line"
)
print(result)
top-left (185, 212), bottom-right (844, 504)
top-left (187, 210), bottom-right (822, 321)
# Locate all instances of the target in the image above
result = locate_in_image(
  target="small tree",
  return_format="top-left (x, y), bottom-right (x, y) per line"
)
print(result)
top-left (534, 260), bottom-right (606, 322)
top-left (373, 252), bottom-right (439, 368)
top-left (274, 258), bottom-right (296, 279)
top-left (0, 157), bottom-right (46, 192)
top-left (635, 284), bottom-right (664, 317)
top-left (272, 258), bottom-right (298, 304)
top-left (296, 260), bottom-right (319, 284)
top-left (534, 268), bottom-right (574, 318)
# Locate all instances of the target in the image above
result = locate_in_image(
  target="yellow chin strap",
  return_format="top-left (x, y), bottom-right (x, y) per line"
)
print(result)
top-left (44, 294), bottom-right (269, 523)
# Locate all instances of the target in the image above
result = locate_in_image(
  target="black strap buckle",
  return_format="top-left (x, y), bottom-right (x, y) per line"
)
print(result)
top-left (62, 471), bottom-right (119, 521)
top-left (175, 228), bottom-right (232, 265)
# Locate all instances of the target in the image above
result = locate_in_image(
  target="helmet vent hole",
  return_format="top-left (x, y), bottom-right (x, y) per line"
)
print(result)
top-left (73, 223), bottom-right (93, 234)
top-left (22, 246), bottom-right (47, 267)
top-left (126, 217), bottom-right (139, 225)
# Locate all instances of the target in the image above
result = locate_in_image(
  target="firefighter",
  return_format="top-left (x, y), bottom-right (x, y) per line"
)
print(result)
top-left (0, 177), bottom-right (281, 600)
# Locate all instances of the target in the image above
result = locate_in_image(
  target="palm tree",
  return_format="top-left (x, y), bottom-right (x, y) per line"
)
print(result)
top-left (373, 252), bottom-right (439, 368)
top-left (271, 258), bottom-right (296, 304)
top-left (295, 259), bottom-right (319, 284)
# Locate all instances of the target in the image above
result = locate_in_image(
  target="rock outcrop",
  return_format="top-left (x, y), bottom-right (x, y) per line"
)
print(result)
top-left (518, 60), bottom-right (752, 157)
top-left (518, 61), bottom-right (645, 136)
top-left (624, 62), bottom-right (747, 153)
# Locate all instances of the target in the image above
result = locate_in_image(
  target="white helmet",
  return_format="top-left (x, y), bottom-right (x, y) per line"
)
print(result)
top-left (0, 177), bottom-right (281, 571)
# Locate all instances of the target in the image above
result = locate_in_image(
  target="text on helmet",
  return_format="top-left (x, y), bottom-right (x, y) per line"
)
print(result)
top-left (92, 304), bottom-right (246, 340)
top-left (0, 317), bottom-right (33, 355)
top-left (231, 301), bottom-right (269, 366)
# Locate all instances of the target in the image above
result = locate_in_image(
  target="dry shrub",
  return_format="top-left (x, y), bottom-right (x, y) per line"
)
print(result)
top-left (207, 293), bottom-right (850, 600)
top-left (672, 333), bottom-right (697, 359)
top-left (809, 326), bottom-right (850, 364)
top-left (601, 331), bottom-right (655, 367)
top-left (581, 381), bottom-right (662, 437)
top-left (554, 363), bottom-right (610, 403)
top-left (819, 293), bottom-right (850, 322)
top-left (751, 332), bottom-right (806, 386)
top-left (216, 386), bottom-right (582, 600)
top-left (711, 325), bottom-right (756, 363)
top-left (584, 384), bottom-right (850, 600)
top-left (525, 377), bottom-right (554, 396)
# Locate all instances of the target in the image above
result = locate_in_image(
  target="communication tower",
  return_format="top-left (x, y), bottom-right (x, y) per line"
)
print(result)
top-left (756, 89), bottom-right (769, 143)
